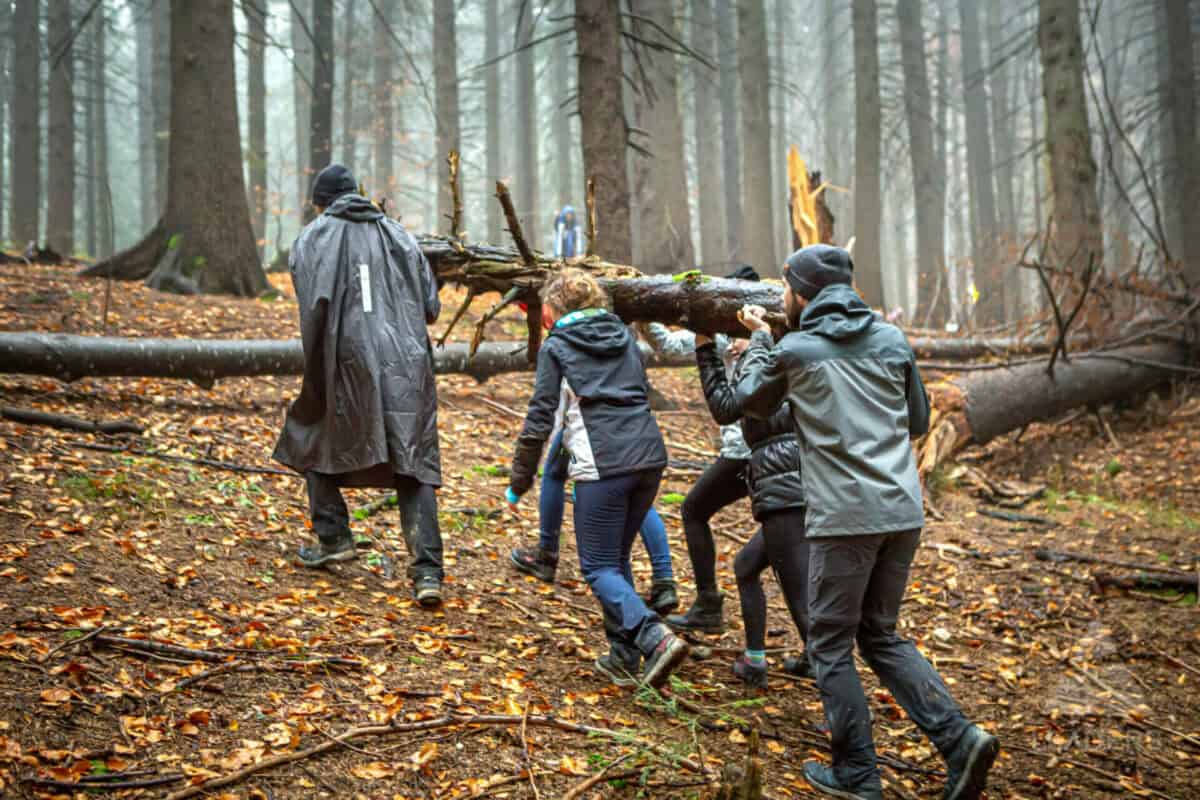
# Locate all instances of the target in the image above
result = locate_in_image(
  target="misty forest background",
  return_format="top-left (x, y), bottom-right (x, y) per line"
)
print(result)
top-left (1, 0), bottom-right (1199, 328)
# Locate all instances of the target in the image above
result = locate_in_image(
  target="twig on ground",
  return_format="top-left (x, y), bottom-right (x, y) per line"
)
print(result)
top-left (2, 406), bottom-right (143, 435)
top-left (563, 753), bottom-right (635, 800)
top-left (25, 773), bottom-right (185, 791)
top-left (519, 699), bottom-right (541, 800)
top-left (41, 624), bottom-right (109, 662)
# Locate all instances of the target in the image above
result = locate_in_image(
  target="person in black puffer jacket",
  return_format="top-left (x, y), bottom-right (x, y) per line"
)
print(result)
top-left (695, 334), bottom-right (812, 689)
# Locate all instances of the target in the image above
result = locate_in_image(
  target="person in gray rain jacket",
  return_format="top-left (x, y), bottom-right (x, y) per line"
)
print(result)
top-left (640, 264), bottom-right (758, 635)
top-left (733, 245), bottom-right (998, 800)
top-left (273, 164), bottom-right (446, 607)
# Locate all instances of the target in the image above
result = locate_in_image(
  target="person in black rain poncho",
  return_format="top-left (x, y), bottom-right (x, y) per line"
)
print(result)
top-left (273, 164), bottom-right (446, 607)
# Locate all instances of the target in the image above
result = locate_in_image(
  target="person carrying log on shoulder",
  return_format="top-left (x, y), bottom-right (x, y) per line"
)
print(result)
top-left (505, 269), bottom-right (689, 689)
top-left (733, 245), bottom-right (999, 800)
top-left (273, 164), bottom-right (447, 608)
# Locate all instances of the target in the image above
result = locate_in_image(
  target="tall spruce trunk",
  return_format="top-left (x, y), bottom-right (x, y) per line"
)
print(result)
top-left (898, 0), bottom-right (945, 325)
top-left (822, 0), bottom-right (849, 238)
top-left (94, 8), bottom-right (112, 259)
top-left (433, 0), bottom-right (460, 235)
top-left (136, 2), bottom-right (155, 232)
top-left (771, 0), bottom-right (789, 260)
top-left (515, 3), bottom-right (539, 244)
top-left (85, 18), bottom-right (96, 257)
top-left (308, 0), bottom-right (334, 208)
top-left (9, 0), bottom-right (40, 247)
top-left (1037, 0), bottom-right (1101, 274)
top-left (339, 0), bottom-right (357, 175)
top-left (372, 0), bottom-right (396, 198)
top-left (716, 0), bottom-right (741, 262)
top-left (291, 0), bottom-right (312, 226)
top-left (575, 0), bottom-right (632, 263)
top-left (738, 0), bottom-right (775, 275)
top-left (690, 0), bottom-right (723, 267)
top-left (484, 0), bottom-right (502, 242)
top-left (551, 21), bottom-right (574, 215)
top-left (243, 0), bottom-right (267, 257)
top-left (47, 0), bottom-right (75, 257)
top-left (1164, 0), bottom-right (1200, 281)
top-left (852, 0), bottom-right (884, 307)
top-left (634, 1), bottom-right (695, 274)
top-left (987, 0), bottom-right (1019, 320)
top-left (959, 0), bottom-right (1000, 324)
top-left (152, 0), bottom-right (169, 214)
top-left (0, 0), bottom-right (8, 244)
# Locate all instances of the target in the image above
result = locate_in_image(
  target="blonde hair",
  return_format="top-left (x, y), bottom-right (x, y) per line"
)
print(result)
top-left (540, 268), bottom-right (609, 313)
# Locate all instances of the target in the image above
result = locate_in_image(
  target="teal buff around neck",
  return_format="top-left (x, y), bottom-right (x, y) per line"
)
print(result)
top-left (554, 308), bottom-right (606, 328)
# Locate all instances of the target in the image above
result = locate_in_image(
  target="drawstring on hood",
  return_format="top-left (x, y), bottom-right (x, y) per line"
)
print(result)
top-left (799, 284), bottom-right (875, 341)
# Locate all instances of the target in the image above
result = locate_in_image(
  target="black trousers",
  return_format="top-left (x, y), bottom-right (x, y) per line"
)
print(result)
top-left (807, 530), bottom-right (969, 790)
top-left (681, 457), bottom-right (749, 590)
top-left (734, 508), bottom-right (810, 652)
top-left (305, 471), bottom-right (443, 581)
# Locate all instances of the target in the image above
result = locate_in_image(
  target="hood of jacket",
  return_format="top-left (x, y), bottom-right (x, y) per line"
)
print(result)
top-left (799, 284), bottom-right (875, 341)
top-left (552, 310), bottom-right (631, 357)
top-left (326, 193), bottom-right (384, 223)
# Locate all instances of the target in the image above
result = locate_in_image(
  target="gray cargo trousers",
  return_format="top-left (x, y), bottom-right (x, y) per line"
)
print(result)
top-left (807, 529), bottom-right (969, 790)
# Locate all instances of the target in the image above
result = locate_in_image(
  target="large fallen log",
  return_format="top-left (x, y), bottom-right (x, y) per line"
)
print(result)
top-left (0, 332), bottom-right (691, 385)
top-left (919, 344), bottom-right (1193, 472)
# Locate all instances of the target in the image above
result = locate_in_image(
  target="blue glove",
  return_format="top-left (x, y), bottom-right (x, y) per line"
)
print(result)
top-left (505, 487), bottom-right (521, 506)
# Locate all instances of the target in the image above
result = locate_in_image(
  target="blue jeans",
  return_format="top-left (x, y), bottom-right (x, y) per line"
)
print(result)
top-left (539, 430), bottom-right (673, 581)
top-left (574, 469), bottom-right (669, 656)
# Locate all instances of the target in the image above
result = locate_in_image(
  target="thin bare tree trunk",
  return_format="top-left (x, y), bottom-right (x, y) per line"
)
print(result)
top-left (1164, 0), bottom-right (1200, 281)
top-left (47, 0), bottom-right (74, 256)
top-left (433, 0), bottom-right (460, 235)
top-left (136, 1), bottom-right (155, 232)
top-left (899, 0), bottom-right (945, 325)
top-left (0, 0), bottom-right (8, 244)
top-left (243, 0), bottom-right (267, 259)
top-left (339, 0), bottom-right (357, 175)
top-left (85, 18), bottom-right (96, 258)
top-left (152, 0), bottom-right (169, 215)
top-left (633, 0), bottom-right (695, 275)
top-left (822, 0), bottom-right (849, 240)
top-left (372, 0), bottom-right (396, 199)
top-left (575, 0), bottom-right (632, 263)
top-left (551, 17), bottom-right (574, 215)
top-left (308, 0), bottom-right (334, 211)
top-left (515, 2), bottom-right (538, 244)
top-left (852, 0), bottom-right (884, 306)
top-left (95, 7), bottom-right (112, 259)
top-left (1037, 0), bottom-right (1102, 274)
top-left (739, 0), bottom-right (775, 276)
top-left (690, 0), bottom-right (723, 268)
top-left (484, 0), bottom-right (502, 242)
top-left (291, 0), bottom-right (312, 226)
top-left (716, 0), bottom-right (741, 262)
top-left (9, 0), bottom-right (40, 247)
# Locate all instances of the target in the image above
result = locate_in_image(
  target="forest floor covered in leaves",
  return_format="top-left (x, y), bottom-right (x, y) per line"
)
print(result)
top-left (0, 263), bottom-right (1198, 799)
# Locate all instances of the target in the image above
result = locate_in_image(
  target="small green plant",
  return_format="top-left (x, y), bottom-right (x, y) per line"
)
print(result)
top-left (470, 464), bottom-right (509, 478)
top-left (184, 513), bottom-right (217, 526)
top-left (660, 493), bottom-right (686, 505)
top-left (62, 472), bottom-right (155, 506)
top-left (1104, 458), bottom-right (1123, 478)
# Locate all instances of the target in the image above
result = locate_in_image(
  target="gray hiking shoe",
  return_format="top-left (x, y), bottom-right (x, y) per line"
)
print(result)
top-left (594, 652), bottom-right (640, 688)
top-left (944, 725), bottom-right (1000, 800)
top-left (414, 576), bottom-right (443, 607)
top-left (641, 630), bottom-right (689, 688)
top-left (665, 589), bottom-right (723, 634)
top-left (802, 761), bottom-right (883, 800)
top-left (295, 538), bottom-right (356, 568)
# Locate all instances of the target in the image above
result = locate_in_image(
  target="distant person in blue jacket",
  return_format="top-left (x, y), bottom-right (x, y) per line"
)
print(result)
top-left (554, 206), bottom-right (583, 258)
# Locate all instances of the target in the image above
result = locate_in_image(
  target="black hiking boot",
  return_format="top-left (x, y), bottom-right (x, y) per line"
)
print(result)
top-left (594, 651), bottom-right (641, 688)
top-left (641, 628), bottom-right (689, 688)
top-left (295, 537), bottom-right (356, 568)
top-left (802, 761), bottom-right (883, 800)
top-left (732, 654), bottom-right (768, 689)
top-left (413, 576), bottom-right (443, 607)
top-left (783, 653), bottom-right (814, 679)
top-left (943, 725), bottom-right (1000, 800)
top-left (647, 580), bottom-right (679, 615)
top-left (509, 545), bottom-right (558, 583)
top-left (665, 589), bottom-right (724, 634)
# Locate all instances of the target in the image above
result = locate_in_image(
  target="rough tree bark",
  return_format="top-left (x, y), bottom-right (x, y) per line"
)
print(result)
top-left (1163, 0), bottom-right (1200, 282)
top-left (551, 20), bottom-right (574, 215)
top-left (85, 16), bottom-right (96, 258)
top-left (339, 0), bottom-right (358, 175)
top-left (309, 0), bottom-right (334, 210)
top-left (433, 0), bottom-right (460, 236)
top-left (515, 1), bottom-right (539, 244)
top-left (82, 0), bottom-right (267, 297)
top-left (484, 0), bottom-right (503, 243)
top-left (152, 0), bottom-right (170, 215)
top-left (1038, 0), bottom-right (1102, 273)
top-left (821, 0), bottom-right (849, 239)
top-left (94, 6), bottom-right (112, 259)
top-left (716, 0), bottom-right (741, 262)
top-left (632, 1), bottom-right (695, 275)
top-left (987, 0), bottom-right (1019, 319)
top-left (959, 0), bottom-right (1000, 324)
top-left (0, 0), bottom-right (8, 244)
top-left (243, 0), bottom-right (267, 258)
top-left (136, 3), bottom-right (155, 233)
top-left (690, 0), bottom-right (723, 268)
top-left (372, 0), bottom-right (397, 198)
top-left (9, 0), bottom-right (40, 247)
top-left (575, 0), bottom-right (632, 263)
top-left (898, 0), bottom-right (946, 326)
top-left (771, 0), bottom-right (790, 263)
top-left (291, 0), bottom-right (312, 227)
top-left (47, 0), bottom-right (75, 257)
top-left (852, 0), bottom-right (884, 307)
top-left (738, 0), bottom-right (775, 275)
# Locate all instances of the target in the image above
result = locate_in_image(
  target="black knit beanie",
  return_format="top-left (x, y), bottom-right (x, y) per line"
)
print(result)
top-left (725, 263), bottom-right (761, 282)
top-left (783, 245), bottom-right (853, 301)
top-left (311, 164), bottom-right (358, 207)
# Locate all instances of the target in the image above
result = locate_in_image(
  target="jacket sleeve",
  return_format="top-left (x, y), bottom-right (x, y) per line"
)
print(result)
top-left (697, 343), bottom-right (743, 425)
top-left (288, 245), bottom-right (329, 424)
top-left (905, 356), bottom-right (931, 438)
top-left (509, 345), bottom-right (563, 496)
top-left (733, 330), bottom-right (790, 421)
top-left (642, 323), bottom-right (697, 357)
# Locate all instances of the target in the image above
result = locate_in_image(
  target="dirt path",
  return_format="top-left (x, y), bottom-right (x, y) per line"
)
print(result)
top-left (1, 265), bottom-right (1198, 798)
